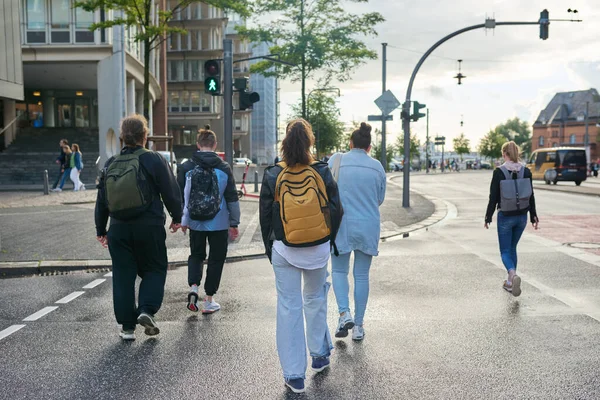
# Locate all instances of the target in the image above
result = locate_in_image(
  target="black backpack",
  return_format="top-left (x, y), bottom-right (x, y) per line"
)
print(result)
top-left (104, 148), bottom-right (153, 220)
top-left (188, 162), bottom-right (221, 221)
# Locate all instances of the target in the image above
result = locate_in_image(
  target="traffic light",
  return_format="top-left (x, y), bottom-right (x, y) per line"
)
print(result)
top-left (239, 91), bottom-right (260, 111)
top-left (539, 9), bottom-right (549, 40)
top-left (204, 60), bottom-right (220, 95)
top-left (411, 101), bottom-right (426, 122)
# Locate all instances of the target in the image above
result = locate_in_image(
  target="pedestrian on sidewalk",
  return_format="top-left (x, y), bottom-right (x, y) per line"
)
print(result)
top-left (177, 126), bottom-right (240, 314)
top-left (69, 144), bottom-right (85, 191)
top-left (485, 141), bottom-right (539, 297)
top-left (328, 122), bottom-right (386, 341)
top-left (260, 118), bottom-right (343, 394)
top-left (51, 144), bottom-right (72, 192)
top-left (95, 114), bottom-right (182, 341)
top-left (51, 139), bottom-right (68, 190)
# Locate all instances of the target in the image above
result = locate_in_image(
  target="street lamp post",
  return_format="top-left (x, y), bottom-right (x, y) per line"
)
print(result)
top-left (306, 87), bottom-right (341, 158)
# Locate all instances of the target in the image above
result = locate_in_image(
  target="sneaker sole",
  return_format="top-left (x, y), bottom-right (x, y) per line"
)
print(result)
top-left (137, 315), bottom-right (160, 336)
top-left (202, 308), bottom-right (220, 314)
top-left (352, 334), bottom-right (365, 342)
top-left (187, 293), bottom-right (199, 312)
top-left (119, 334), bottom-right (135, 341)
top-left (285, 382), bottom-right (306, 394)
top-left (311, 363), bottom-right (330, 373)
top-left (512, 276), bottom-right (522, 297)
top-left (335, 321), bottom-right (355, 338)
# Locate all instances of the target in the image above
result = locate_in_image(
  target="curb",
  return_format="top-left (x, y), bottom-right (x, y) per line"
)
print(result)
top-left (0, 179), bottom-right (445, 278)
top-left (533, 185), bottom-right (600, 198)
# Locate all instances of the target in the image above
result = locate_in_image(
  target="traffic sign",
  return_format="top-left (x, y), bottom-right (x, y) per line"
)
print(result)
top-left (374, 90), bottom-right (401, 116)
top-left (368, 114), bottom-right (393, 121)
top-left (434, 136), bottom-right (446, 141)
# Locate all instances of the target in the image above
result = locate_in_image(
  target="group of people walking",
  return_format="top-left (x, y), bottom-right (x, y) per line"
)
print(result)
top-left (51, 138), bottom-right (86, 192)
top-left (94, 114), bottom-right (538, 395)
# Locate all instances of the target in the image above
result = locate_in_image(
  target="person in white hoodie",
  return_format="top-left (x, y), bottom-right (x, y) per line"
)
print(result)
top-left (484, 141), bottom-right (539, 297)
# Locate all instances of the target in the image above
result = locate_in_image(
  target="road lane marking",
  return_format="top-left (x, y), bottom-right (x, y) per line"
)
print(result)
top-left (0, 325), bottom-right (26, 341)
top-left (0, 209), bottom-right (88, 217)
top-left (55, 291), bottom-right (85, 304)
top-left (23, 306), bottom-right (59, 321)
top-left (238, 208), bottom-right (260, 246)
top-left (104, 272), bottom-right (113, 277)
top-left (83, 279), bottom-right (106, 289)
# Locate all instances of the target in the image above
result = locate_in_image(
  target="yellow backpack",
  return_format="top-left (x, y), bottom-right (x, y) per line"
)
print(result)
top-left (274, 161), bottom-right (331, 247)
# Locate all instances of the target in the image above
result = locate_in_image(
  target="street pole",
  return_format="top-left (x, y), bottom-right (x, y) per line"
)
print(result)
top-left (223, 39), bottom-right (233, 167)
top-left (380, 43), bottom-right (387, 170)
top-left (585, 101), bottom-right (590, 164)
top-left (426, 108), bottom-right (430, 174)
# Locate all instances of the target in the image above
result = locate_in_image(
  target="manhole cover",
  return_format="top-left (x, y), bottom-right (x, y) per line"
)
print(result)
top-left (567, 242), bottom-right (600, 250)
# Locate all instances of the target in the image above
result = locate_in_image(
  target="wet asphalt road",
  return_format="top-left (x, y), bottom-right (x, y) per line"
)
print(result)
top-left (1, 171), bottom-right (600, 399)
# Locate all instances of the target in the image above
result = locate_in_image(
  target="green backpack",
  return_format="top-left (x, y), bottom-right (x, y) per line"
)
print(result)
top-left (105, 148), bottom-right (153, 220)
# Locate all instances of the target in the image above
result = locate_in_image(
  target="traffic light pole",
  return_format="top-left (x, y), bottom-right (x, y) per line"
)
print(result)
top-left (401, 17), bottom-right (553, 208)
top-left (223, 39), bottom-right (233, 167)
top-left (380, 43), bottom-right (388, 170)
top-left (426, 108), bottom-right (430, 174)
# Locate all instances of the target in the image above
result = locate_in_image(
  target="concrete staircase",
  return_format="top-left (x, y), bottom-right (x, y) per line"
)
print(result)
top-left (0, 128), bottom-right (100, 188)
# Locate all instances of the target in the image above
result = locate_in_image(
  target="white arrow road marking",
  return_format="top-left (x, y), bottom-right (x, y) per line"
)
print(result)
top-left (55, 291), bottom-right (85, 304)
top-left (23, 306), bottom-right (59, 322)
top-left (0, 325), bottom-right (26, 341)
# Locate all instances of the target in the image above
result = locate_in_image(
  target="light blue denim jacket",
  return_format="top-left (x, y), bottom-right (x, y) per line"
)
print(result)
top-left (328, 149), bottom-right (386, 256)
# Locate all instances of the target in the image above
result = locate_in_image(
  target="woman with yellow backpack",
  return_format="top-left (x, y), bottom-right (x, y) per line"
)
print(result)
top-left (259, 119), bottom-right (343, 394)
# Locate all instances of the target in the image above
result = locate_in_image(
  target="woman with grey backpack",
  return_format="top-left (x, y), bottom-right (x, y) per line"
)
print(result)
top-left (485, 141), bottom-right (539, 297)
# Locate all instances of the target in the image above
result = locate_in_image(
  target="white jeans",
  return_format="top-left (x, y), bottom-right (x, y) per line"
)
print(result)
top-left (69, 168), bottom-right (83, 191)
top-left (272, 248), bottom-right (332, 380)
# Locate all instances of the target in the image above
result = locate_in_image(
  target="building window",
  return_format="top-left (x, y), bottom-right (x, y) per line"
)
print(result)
top-left (26, 0), bottom-right (46, 42)
top-left (539, 136), bottom-right (544, 146)
top-left (168, 91), bottom-right (180, 112)
top-left (190, 60), bottom-right (201, 81)
top-left (51, 0), bottom-right (71, 43)
top-left (552, 143), bottom-right (558, 148)
top-left (180, 91), bottom-right (190, 112)
top-left (190, 30), bottom-right (200, 50)
top-left (191, 91), bottom-right (200, 112)
top-left (551, 130), bottom-right (558, 138)
top-left (169, 33), bottom-right (179, 51)
top-left (201, 95), bottom-right (210, 112)
top-left (75, 7), bottom-right (94, 42)
top-left (570, 134), bottom-right (576, 144)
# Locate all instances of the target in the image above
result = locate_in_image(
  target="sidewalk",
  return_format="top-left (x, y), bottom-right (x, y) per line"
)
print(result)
top-left (0, 179), bottom-right (445, 277)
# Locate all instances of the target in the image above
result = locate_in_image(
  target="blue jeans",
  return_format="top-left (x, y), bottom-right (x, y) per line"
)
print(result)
top-left (58, 168), bottom-right (71, 189)
top-left (272, 249), bottom-right (333, 380)
top-left (331, 250), bottom-right (373, 326)
top-left (497, 212), bottom-right (527, 273)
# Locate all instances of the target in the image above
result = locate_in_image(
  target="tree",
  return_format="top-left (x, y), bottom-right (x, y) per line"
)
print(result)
top-left (395, 133), bottom-right (420, 160)
top-left (372, 141), bottom-right (393, 170)
top-left (75, 0), bottom-right (249, 123)
top-left (453, 133), bottom-right (471, 161)
top-left (490, 117), bottom-right (532, 156)
top-left (478, 129), bottom-right (506, 161)
top-left (291, 91), bottom-right (344, 156)
top-left (238, 0), bottom-right (384, 118)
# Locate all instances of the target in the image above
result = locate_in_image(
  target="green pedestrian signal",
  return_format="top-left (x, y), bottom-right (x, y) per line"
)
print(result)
top-left (205, 77), bottom-right (220, 94)
top-left (204, 60), bottom-right (221, 95)
top-left (411, 101), bottom-right (427, 122)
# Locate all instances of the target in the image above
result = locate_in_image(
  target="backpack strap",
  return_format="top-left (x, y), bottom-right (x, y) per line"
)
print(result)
top-left (499, 166), bottom-right (512, 180)
top-left (133, 148), bottom-right (149, 157)
top-left (517, 167), bottom-right (525, 179)
top-left (330, 153), bottom-right (343, 182)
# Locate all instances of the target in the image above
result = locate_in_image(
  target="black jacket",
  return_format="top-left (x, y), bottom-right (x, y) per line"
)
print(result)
top-left (485, 167), bottom-right (538, 224)
top-left (259, 161), bottom-right (343, 261)
top-left (95, 146), bottom-right (183, 236)
top-left (176, 151), bottom-right (239, 207)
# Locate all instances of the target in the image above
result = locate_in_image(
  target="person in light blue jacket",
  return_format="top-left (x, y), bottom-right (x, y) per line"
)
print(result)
top-left (328, 122), bottom-right (386, 341)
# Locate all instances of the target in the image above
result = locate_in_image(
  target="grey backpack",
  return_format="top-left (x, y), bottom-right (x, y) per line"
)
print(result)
top-left (499, 166), bottom-right (532, 212)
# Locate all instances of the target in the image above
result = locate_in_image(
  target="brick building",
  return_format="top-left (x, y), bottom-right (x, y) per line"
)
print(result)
top-left (532, 89), bottom-right (600, 162)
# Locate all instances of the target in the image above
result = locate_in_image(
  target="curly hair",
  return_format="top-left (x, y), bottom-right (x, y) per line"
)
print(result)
top-left (281, 119), bottom-right (315, 167)
top-left (121, 114), bottom-right (149, 147)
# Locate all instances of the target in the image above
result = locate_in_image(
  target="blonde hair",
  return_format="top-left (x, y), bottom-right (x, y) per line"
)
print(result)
top-left (63, 145), bottom-right (72, 155)
top-left (502, 141), bottom-right (520, 163)
top-left (121, 114), bottom-right (149, 147)
top-left (72, 143), bottom-right (81, 155)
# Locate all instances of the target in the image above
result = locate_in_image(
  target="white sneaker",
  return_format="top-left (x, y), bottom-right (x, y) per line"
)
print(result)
top-left (335, 312), bottom-right (355, 338)
top-left (51, 188), bottom-right (62, 192)
top-left (202, 298), bottom-right (221, 314)
top-left (119, 329), bottom-right (136, 341)
top-left (352, 325), bottom-right (365, 341)
top-left (80, 184), bottom-right (86, 191)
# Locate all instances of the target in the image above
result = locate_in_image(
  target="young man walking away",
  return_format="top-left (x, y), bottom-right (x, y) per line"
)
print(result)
top-left (95, 115), bottom-right (182, 341)
top-left (51, 139), bottom-right (68, 191)
top-left (178, 126), bottom-right (240, 314)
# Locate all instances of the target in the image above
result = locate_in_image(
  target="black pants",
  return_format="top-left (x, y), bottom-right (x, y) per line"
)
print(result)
top-left (108, 224), bottom-right (168, 330)
top-left (188, 230), bottom-right (229, 296)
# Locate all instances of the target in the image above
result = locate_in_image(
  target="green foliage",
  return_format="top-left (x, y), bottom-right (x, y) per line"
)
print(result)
top-left (478, 129), bottom-right (506, 161)
top-left (238, 0), bottom-right (384, 117)
top-left (395, 133), bottom-right (420, 159)
top-left (290, 91), bottom-right (344, 156)
top-left (489, 117), bottom-right (532, 157)
top-left (372, 141), bottom-right (393, 170)
top-left (453, 133), bottom-right (471, 160)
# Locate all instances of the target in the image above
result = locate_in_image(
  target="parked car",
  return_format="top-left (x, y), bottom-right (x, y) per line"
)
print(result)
top-left (479, 162), bottom-right (492, 170)
top-left (389, 158), bottom-right (402, 171)
top-left (233, 157), bottom-right (252, 166)
top-left (157, 151), bottom-right (178, 175)
top-left (526, 147), bottom-right (587, 186)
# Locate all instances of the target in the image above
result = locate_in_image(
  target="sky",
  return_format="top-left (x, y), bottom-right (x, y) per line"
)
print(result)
top-left (274, 0), bottom-right (600, 151)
